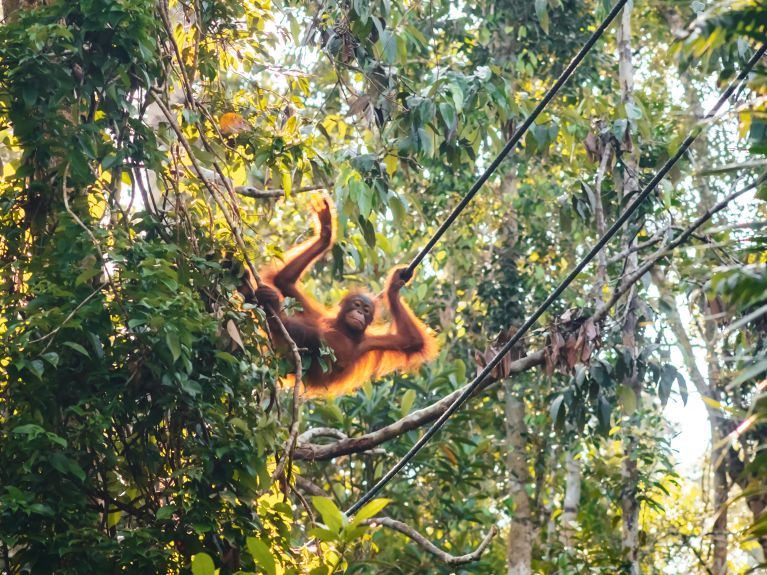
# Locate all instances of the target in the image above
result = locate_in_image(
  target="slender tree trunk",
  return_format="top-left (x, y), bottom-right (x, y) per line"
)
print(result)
top-left (656, 9), bottom-right (734, 569)
top-left (653, 271), bottom-right (729, 574)
top-left (505, 380), bottom-right (533, 575)
top-left (617, 4), bottom-right (642, 573)
top-left (560, 448), bottom-right (581, 548)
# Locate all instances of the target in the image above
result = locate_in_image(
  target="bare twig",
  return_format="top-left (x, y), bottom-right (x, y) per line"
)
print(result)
top-left (236, 185), bottom-right (327, 199)
top-left (294, 476), bottom-right (328, 498)
top-left (605, 227), bottom-right (667, 265)
top-left (362, 518), bottom-right (497, 566)
top-left (29, 283), bottom-right (107, 345)
top-left (596, 176), bottom-right (763, 322)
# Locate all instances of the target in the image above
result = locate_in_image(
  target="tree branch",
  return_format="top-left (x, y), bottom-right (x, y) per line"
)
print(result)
top-left (362, 518), bottom-right (497, 566)
top-left (294, 351), bottom-right (545, 461)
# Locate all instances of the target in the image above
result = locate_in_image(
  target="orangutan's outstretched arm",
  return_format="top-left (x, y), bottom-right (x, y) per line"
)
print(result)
top-left (268, 196), bottom-right (334, 319)
top-left (361, 268), bottom-right (430, 355)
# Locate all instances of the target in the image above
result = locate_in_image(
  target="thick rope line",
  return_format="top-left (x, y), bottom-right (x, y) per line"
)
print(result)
top-left (403, 0), bottom-right (630, 280)
top-left (347, 43), bottom-right (767, 517)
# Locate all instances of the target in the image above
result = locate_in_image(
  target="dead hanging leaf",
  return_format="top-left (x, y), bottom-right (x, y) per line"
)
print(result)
top-left (705, 295), bottom-right (729, 326)
top-left (544, 311), bottom-right (602, 374)
top-left (565, 336), bottom-right (580, 369)
top-left (473, 326), bottom-right (526, 380)
top-left (583, 132), bottom-right (602, 163)
top-left (440, 445), bottom-right (459, 466)
top-left (227, 319), bottom-right (245, 351)
top-left (348, 95), bottom-right (372, 118)
top-left (620, 122), bottom-right (633, 154)
top-left (348, 95), bottom-right (377, 127)
top-left (219, 112), bottom-right (250, 136)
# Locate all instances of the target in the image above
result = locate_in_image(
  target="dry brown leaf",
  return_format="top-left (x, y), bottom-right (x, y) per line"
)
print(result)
top-left (227, 319), bottom-right (245, 351)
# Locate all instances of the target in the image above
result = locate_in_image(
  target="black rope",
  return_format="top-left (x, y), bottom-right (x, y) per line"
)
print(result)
top-left (403, 0), bottom-right (630, 281)
top-left (347, 43), bottom-right (767, 517)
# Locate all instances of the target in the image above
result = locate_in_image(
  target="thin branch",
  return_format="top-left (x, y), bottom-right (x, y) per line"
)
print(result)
top-left (705, 219), bottom-right (767, 234)
top-left (362, 518), bottom-right (497, 566)
top-left (294, 351), bottom-right (545, 461)
top-left (29, 283), bottom-right (107, 345)
top-left (596, 176), bottom-right (763, 322)
top-left (605, 227), bottom-right (667, 265)
top-left (236, 185), bottom-right (327, 199)
top-left (695, 158), bottom-right (767, 176)
top-left (294, 476), bottom-right (328, 498)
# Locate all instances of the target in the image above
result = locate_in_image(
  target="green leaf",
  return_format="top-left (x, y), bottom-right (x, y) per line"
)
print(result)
top-left (75, 267), bottom-right (101, 286)
top-left (156, 505), bottom-right (176, 520)
top-left (66, 458), bottom-right (86, 482)
top-left (179, 378), bottom-right (202, 397)
top-left (676, 373), bottom-right (688, 405)
top-left (107, 510), bottom-right (122, 528)
top-left (454, 359), bottom-right (466, 384)
top-left (549, 395), bottom-right (566, 429)
top-left (597, 396), bottom-right (612, 436)
top-left (215, 351), bottom-right (237, 365)
top-left (191, 553), bottom-right (215, 575)
top-left (658, 364), bottom-right (675, 406)
top-left (41, 352), bottom-right (59, 367)
top-left (28, 359), bottom-right (44, 378)
top-left (535, 0), bottom-right (549, 33)
top-left (281, 169), bottom-right (292, 198)
top-left (307, 527), bottom-right (338, 542)
top-left (358, 185), bottom-right (373, 218)
top-left (311, 496), bottom-right (345, 533)
top-left (618, 384), bottom-right (638, 414)
top-left (246, 537), bottom-right (276, 575)
top-left (166, 331), bottom-right (181, 362)
top-left (625, 101), bottom-right (643, 120)
top-left (400, 389), bottom-right (416, 418)
top-left (12, 424), bottom-right (44, 437)
top-left (350, 498), bottom-right (390, 527)
top-left (63, 341), bottom-right (90, 357)
top-left (450, 83), bottom-right (464, 112)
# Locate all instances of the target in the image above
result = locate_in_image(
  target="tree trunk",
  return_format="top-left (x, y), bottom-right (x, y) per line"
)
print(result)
top-left (560, 448), bottom-right (581, 548)
top-left (653, 270), bottom-right (729, 574)
top-left (655, 9), bottom-right (734, 570)
top-left (505, 380), bottom-right (533, 575)
top-left (617, 3), bottom-right (642, 573)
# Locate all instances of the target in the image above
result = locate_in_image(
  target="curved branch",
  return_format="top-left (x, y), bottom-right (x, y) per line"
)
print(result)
top-left (363, 518), bottom-right (497, 566)
top-left (294, 351), bottom-right (545, 461)
top-left (294, 476), bottom-right (328, 498)
top-left (298, 427), bottom-right (348, 443)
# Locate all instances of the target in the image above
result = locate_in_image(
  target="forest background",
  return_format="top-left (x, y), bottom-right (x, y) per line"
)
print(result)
top-left (1, 0), bottom-right (767, 574)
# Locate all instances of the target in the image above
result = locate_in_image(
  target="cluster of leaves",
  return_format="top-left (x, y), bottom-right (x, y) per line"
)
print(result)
top-left (0, 0), bottom-right (381, 572)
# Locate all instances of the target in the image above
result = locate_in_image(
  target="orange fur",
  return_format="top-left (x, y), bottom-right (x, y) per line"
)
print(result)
top-left (257, 195), bottom-right (439, 398)
top-left (287, 290), bottom-right (439, 398)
